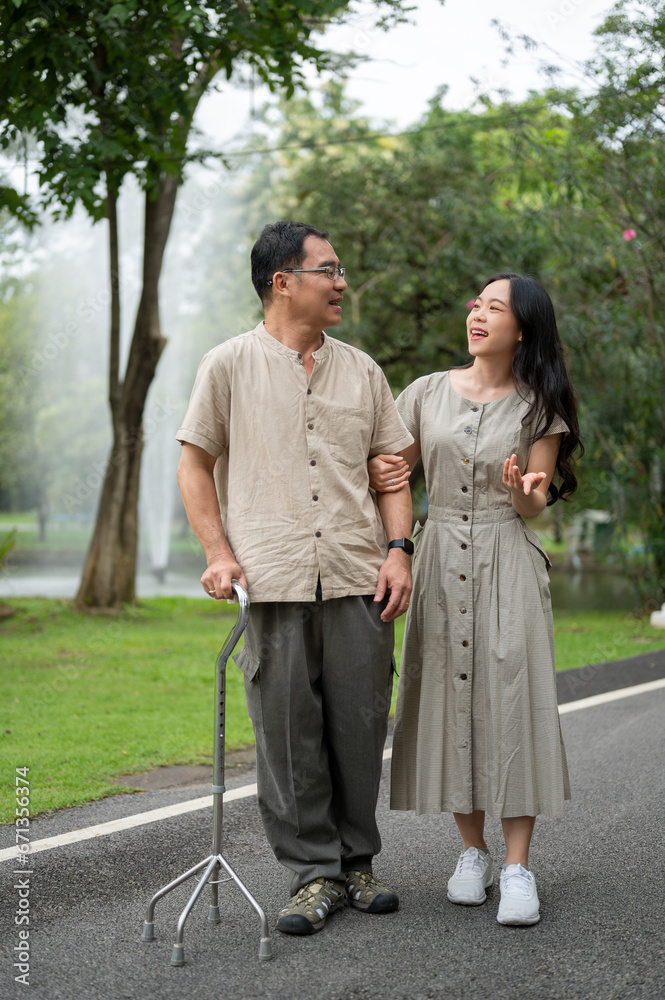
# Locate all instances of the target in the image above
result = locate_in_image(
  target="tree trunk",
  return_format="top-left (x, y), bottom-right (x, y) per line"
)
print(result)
top-left (75, 431), bottom-right (143, 607)
top-left (76, 174), bottom-right (178, 609)
top-left (37, 497), bottom-right (48, 543)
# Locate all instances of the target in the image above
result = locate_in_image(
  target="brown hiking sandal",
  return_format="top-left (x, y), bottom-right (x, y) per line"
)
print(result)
top-left (344, 870), bottom-right (399, 913)
top-left (276, 877), bottom-right (347, 935)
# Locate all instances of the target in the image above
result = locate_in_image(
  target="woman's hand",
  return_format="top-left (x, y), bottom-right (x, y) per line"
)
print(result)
top-left (502, 454), bottom-right (547, 497)
top-left (368, 454), bottom-right (411, 492)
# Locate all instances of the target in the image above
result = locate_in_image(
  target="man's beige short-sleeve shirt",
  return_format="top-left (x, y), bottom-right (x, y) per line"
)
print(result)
top-left (177, 322), bottom-right (413, 603)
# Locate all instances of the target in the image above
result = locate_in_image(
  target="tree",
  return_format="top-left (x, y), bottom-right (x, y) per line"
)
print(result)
top-left (532, 0), bottom-right (665, 606)
top-left (0, 216), bottom-right (41, 517)
top-left (0, 0), bottom-right (416, 608)
top-left (240, 84), bottom-right (574, 390)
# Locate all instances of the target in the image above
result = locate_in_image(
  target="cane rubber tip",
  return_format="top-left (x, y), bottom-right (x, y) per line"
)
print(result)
top-left (171, 944), bottom-right (185, 967)
top-left (141, 922), bottom-right (155, 943)
top-left (259, 938), bottom-right (273, 961)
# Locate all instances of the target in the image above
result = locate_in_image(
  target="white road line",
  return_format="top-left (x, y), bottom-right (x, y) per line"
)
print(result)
top-left (2, 677), bottom-right (664, 864)
top-left (0, 784), bottom-right (256, 863)
top-left (558, 677), bottom-right (665, 713)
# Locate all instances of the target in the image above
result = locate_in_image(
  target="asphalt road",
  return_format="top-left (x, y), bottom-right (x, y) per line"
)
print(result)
top-left (1, 653), bottom-right (664, 1000)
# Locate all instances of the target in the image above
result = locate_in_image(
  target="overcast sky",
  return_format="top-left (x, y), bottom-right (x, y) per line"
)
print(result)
top-left (196, 0), bottom-right (616, 145)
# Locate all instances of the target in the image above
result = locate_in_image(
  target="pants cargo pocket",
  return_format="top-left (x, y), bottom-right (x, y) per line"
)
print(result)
top-left (233, 647), bottom-right (264, 733)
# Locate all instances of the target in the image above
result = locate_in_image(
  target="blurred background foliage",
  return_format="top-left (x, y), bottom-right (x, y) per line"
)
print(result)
top-left (1, 0), bottom-right (664, 607)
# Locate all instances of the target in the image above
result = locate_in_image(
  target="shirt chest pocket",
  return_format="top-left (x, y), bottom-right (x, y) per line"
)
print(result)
top-left (325, 405), bottom-right (373, 468)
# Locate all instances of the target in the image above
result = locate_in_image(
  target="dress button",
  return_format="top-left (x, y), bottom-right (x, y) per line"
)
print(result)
top-left (462, 514), bottom-right (468, 522)
top-left (308, 423), bottom-right (314, 430)
top-left (464, 427), bottom-right (472, 434)
top-left (315, 531), bottom-right (321, 538)
top-left (312, 495), bottom-right (318, 501)
top-left (461, 486), bottom-right (468, 493)
top-left (461, 543), bottom-right (467, 550)
top-left (459, 575), bottom-right (466, 581)
top-left (460, 673), bottom-right (468, 680)
top-left (460, 607), bottom-right (467, 614)
top-left (462, 640), bottom-right (469, 647)
top-left (310, 460), bottom-right (316, 466)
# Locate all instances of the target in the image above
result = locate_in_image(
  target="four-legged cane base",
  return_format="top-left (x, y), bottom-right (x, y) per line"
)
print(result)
top-left (141, 852), bottom-right (272, 965)
top-left (140, 581), bottom-right (272, 965)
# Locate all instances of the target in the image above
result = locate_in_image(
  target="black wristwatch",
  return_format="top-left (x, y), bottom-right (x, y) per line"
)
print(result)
top-left (388, 537), bottom-right (414, 555)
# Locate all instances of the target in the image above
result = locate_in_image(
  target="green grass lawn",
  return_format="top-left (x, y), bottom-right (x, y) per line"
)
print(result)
top-left (1, 597), bottom-right (663, 825)
top-left (551, 609), bottom-right (664, 670)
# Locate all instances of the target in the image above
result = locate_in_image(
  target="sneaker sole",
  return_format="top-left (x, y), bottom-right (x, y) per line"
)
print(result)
top-left (497, 912), bottom-right (540, 926)
top-left (447, 890), bottom-right (488, 905)
top-left (349, 893), bottom-right (399, 913)
top-left (276, 914), bottom-right (321, 935)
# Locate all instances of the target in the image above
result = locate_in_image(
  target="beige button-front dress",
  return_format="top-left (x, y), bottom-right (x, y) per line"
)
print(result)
top-left (390, 372), bottom-right (571, 819)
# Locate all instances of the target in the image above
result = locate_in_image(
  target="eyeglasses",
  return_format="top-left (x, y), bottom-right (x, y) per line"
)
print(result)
top-left (266, 265), bottom-right (346, 286)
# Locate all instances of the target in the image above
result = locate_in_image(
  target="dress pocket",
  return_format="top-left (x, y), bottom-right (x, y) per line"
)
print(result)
top-left (522, 524), bottom-right (552, 569)
top-left (233, 647), bottom-right (263, 732)
top-left (521, 524), bottom-right (553, 614)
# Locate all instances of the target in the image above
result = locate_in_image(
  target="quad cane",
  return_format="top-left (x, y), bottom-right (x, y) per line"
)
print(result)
top-left (141, 580), bottom-right (272, 965)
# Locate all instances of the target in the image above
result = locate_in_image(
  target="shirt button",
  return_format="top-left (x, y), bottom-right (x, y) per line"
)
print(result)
top-left (459, 575), bottom-right (466, 581)
top-left (461, 543), bottom-right (467, 550)
top-left (312, 495), bottom-right (318, 501)
top-left (460, 673), bottom-right (468, 680)
top-left (297, 352), bottom-right (302, 359)
top-left (460, 607), bottom-right (467, 614)
top-left (462, 514), bottom-right (468, 521)
top-left (307, 388), bottom-right (312, 394)
top-left (461, 486), bottom-right (468, 493)
top-left (462, 458), bottom-right (469, 465)
top-left (315, 531), bottom-right (322, 538)
top-left (471, 406), bottom-right (479, 412)
top-left (464, 427), bottom-right (472, 434)
top-left (308, 423), bottom-right (314, 430)
top-left (462, 640), bottom-right (469, 647)
top-left (310, 459), bottom-right (316, 466)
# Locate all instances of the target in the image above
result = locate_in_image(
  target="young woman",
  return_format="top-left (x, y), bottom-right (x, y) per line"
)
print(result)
top-left (370, 272), bottom-right (582, 925)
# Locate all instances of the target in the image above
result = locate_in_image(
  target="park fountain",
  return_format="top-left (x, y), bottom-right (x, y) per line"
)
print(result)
top-left (650, 604), bottom-right (665, 629)
top-left (140, 412), bottom-right (180, 582)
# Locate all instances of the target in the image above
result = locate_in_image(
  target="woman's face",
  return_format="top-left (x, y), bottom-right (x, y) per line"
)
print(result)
top-left (465, 279), bottom-right (522, 360)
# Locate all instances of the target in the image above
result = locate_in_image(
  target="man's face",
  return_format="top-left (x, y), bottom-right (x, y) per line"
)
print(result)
top-left (285, 235), bottom-right (347, 329)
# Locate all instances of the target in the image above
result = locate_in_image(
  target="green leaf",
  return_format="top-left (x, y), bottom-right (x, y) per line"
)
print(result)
top-left (106, 4), bottom-right (132, 26)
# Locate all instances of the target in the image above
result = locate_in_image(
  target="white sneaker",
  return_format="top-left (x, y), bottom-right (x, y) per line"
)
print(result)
top-left (447, 847), bottom-right (494, 905)
top-left (497, 863), bottom-right (540, 925)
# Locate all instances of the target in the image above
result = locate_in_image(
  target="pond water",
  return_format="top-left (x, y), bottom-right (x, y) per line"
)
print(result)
top-left (0, 564), bottom-right (206, 600)
top-left (0, 562), bottom-right (642, 612)
top-left (548, 569), bottom-right (641, 613)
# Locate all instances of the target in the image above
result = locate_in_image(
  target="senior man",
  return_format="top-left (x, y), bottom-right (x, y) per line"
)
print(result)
top-left (176, 220), bottom-right (413, 935)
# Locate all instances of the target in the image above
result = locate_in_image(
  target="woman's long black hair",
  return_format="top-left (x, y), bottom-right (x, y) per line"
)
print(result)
top-left (478, 272), bottom-right (583, 504)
